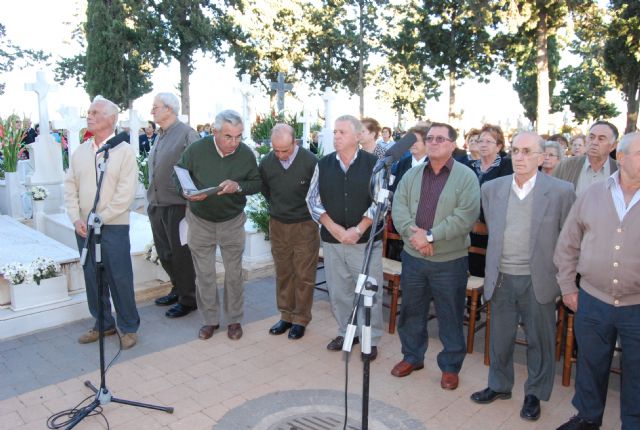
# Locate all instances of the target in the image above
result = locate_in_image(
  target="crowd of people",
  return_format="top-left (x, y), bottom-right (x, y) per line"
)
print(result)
top-left (60, 93), bottom-right (639, 430)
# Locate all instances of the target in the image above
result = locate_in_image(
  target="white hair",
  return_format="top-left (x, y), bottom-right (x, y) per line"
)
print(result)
top-left (618, 132), bottom-right (640, 154)
top-left (155, 92), bottom-right (180, 115)
top-left (92, 95), bottom-right (119, 125)
top-left (214, 110), bottom-right (243, 129)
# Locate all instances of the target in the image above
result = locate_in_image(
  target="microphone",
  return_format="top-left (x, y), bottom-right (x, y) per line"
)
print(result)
top-left (372, 133), bottom-right (417, 173)
top-left (96, 131), bottom-right (129, 154)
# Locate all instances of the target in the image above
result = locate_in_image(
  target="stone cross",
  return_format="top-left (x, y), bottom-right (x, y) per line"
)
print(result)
top-left (24, 71), bottom-right (64, 184)
top-left (299, 108), bottom-right (314, 150)
top-left (239, 74), bottom-right (256, 144)
top-left (127, 109), bottom-right (143, 156)
top-left (321, 86), bottom-right (337, 154)
top-left (269, 72), bottom-right (293, 116)
top-left (54, 106), bottom-right (86, 157)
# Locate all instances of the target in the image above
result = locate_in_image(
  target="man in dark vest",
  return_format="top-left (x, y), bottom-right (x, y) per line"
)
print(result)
top-left (259, 124), bottom-right (319, 340)
top-left (306, 115), bottom-right (384, 360)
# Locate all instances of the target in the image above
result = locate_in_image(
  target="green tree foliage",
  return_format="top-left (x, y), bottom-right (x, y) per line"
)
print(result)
top-left (389, 0), bottom-right (497, 121)
top-left (55, 0), bottom-right (159, 110)
top-left (603, 1), bottom-right (640, 133)
top-left (0, 23), bottom-right (49, 95)
top-left (145, 0), bottom-right (238, 119)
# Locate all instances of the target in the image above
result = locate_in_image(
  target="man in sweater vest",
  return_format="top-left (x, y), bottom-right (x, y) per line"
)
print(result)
top-left (554, 132), bottom-right (640, 430)
top-left (64, 96), bottom-right (140, 350)
top-left (470, 132), bottom-right (575, 421)
top-left (306, 115), bottom-right (384, 361)
top-left (390, 122), bottom-right (480, 390)
top-left (175, 110), bottom-right (261, 342)
top-left (552, 120), bottom-right (618, 196)
top-left (148, 93), bottom-right (200, 318)
top-left (259, 124), bottom-right (319, 340)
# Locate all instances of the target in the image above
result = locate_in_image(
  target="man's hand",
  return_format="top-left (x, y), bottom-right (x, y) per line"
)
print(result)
top-left (74, 219), bottom-right (87, 238)
top-left (218, 179), bottom-right (240, 195)
top-left (342, 227), bottom-right (361, 245)
top-left (184, 193), bottom-right (207, 202)
top-left (409, 226), bottom-right (434, 256)
top-left (563, 292), bottom-right (578, 312)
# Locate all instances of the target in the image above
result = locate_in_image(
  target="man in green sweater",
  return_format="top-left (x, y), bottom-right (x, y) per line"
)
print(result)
top-left (259, 124), bottom-right (319, 340)
top-left (174, 110), bottom-right (261, 341)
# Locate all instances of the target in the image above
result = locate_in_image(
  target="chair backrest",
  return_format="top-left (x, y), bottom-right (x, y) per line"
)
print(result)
top-left (383, 214), bottom-right (402, 257)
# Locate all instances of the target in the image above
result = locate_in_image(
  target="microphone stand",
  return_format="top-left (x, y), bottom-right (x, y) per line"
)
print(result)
top-left (65, 146), bottom-right (173, 429)
top-left (342, 162), bottom-right (393, 430)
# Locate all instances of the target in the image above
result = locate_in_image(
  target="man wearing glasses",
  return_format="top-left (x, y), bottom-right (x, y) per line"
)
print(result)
top-left (174, 110), bottom-right (261, 341)
top-left (471, 132), bottom-right (575, 421)
top-left (148, 93), bottom-right (200, 319)
top-left (553, 120), bottom-right (619, 195)
top-left (390, 122), bottom-right (480, 390)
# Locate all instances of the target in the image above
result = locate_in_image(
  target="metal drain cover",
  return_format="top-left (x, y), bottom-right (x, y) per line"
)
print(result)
top-left (266, 412), bottom-right (359, 430)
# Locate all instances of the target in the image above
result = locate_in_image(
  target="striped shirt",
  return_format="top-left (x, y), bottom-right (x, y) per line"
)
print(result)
top-left (470, 155), bottom-right (502, 182)
top-left (415, 157), bottom-right (454, 230)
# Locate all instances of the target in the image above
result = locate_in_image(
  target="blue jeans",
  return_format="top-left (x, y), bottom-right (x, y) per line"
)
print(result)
top-left (397, 252), bottom-right (468, 373)
top-left (573, 289), bottom-right (640, 429)
top-left (76, 225), bottom-right (140, 334)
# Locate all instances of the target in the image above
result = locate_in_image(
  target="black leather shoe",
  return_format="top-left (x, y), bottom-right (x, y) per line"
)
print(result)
top-left (470, 387), bottom-right (512, 404)
top-left (326, 336), bottom-right (359, 351)
top-left (165, 303), bottom-right (196, 318)
top-left (556, 416), bottom-right (600, 430)
top-left (288, 324), bottom-right (305, 339)
top-left (361, 346), bottom-right (378, 361)
top-left (155, 292), bottom-right (178, 306)
top-left (520, 394), bottom-right (540, 421)
top-left (269, 320), bottom-right (292, 335)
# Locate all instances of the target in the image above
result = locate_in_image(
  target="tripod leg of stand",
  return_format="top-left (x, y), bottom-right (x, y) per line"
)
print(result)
top-left (84, 381), bottom-right (174, 413)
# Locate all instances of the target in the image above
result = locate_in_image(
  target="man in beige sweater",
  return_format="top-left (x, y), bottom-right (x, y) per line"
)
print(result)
top-left (64, 96), bottom-right (140, 350)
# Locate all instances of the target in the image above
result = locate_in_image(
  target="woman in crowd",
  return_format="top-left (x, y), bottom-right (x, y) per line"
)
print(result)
top-left (570, 134), bottom-right (586, 156)
top-left (360, 117), bottom-right (387, 160)
top-left (542, 140), bottom-right (564, 174)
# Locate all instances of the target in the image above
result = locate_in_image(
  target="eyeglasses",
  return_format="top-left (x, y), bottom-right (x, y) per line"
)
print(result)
top-left (425, 135), bottom-right (453, 144)
top-left (512, 147), bottom-right (542, 157)
top-left (222, 134), bottom-right (243, 143)
top-left (151, 105), bottom-right (167, 112)
top-left (477, 139), bottom-right (497, 145)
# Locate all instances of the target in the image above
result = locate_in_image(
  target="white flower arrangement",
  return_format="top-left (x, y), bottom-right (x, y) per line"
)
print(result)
top-left (1, 263), bottom-right (31, 285)
top-left (30, 257), bottom-right (61, 285)
top-left (144, 243), bottom-right (161, 265)
top-left (29, 185), bottom-right (49, 201)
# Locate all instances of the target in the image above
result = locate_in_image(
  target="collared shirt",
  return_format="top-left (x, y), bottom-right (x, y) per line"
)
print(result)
top-left (576, 156), bottom-right (611, 196)
top-left (212, 136), bottom-right (238, 158)
top-left (415, 157), bottom-right (454, 230)
top-left (471, 155), bottom-right (502, 182)
top-left (279, 144), bottom-right (299, 169)
top-left (608, 171), bottom-right (640, 222)
top-left (306, 149), bottom-right (378, 223)
top-left (412, 155), bottom-right (427, 168)
top-left (511, 173), bottom-right (537, 200)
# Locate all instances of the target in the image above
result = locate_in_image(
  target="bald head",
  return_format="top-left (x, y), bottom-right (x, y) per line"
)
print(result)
top-left (271, 123), bottom-right (297, 161)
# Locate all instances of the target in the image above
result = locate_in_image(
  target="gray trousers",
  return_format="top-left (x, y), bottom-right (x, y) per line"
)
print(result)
top-left (186, 209), bottom-right (245, 326)
top-left (322, 240), bottom-right (384, 346)
top-left (488, 273), bottom-right (557, 400)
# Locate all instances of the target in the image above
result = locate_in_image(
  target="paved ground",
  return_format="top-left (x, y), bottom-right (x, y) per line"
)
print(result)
top-left (0, 275), bottom-right (622, 429)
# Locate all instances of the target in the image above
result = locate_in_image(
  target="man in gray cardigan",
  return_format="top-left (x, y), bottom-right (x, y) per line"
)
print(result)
top-left (552, 120), bottom-right (618, 195)
top-left (148, 93), bottom-right (200, 318)
top-left (470, 132), bottom-right (575, 421)
top-left (390, 122), bottom-right (480, 390)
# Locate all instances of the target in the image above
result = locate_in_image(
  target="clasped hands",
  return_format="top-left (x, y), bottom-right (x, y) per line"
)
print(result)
top-left (409, 226), bottom-right (434, 257)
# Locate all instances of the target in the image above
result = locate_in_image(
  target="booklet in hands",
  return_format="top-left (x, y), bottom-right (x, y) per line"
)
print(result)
top-left (173, 166), bottom-right (221, 197)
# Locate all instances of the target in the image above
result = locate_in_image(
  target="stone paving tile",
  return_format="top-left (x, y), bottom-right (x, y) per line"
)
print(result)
top-left (0, 274), bottom-right (624, 429)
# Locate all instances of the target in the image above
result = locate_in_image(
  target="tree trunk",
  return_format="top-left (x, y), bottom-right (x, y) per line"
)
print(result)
top-left (535, 13), bottom-right (550, 134)
top-left (357, 0), bottom-right (364, 118)
top-left (448, 69), bottom-right (457, 121)
top-left (179, 55), bottom-right (190, 123)
top-left (625, 79), bottom-right (639, 133)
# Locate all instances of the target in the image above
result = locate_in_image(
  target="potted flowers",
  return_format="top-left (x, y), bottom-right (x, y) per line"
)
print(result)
top-left (29, 185), bottom-right (49, 231)
top-left (0, 116), bottom-right (27, 217)
top-left (1, 257), bottom-right (69, 311)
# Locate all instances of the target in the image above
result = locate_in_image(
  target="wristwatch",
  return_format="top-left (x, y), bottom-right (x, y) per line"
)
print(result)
top-left (236, 184), bottom-right (243, 193)
top-left (426, 229), bottom-right (434, 243)
top-left (354, 225), bottom-right (363, 236)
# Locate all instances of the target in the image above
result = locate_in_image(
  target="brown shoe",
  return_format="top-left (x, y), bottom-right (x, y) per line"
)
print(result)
top-left (198, 325), bottom-right (220, 340)
top-left (120, 333), bottom-right (138, 350)
top-left (78, 328), bottom-right (117, 344)
top-left (390, 360), bottom-right (424, 377)
top-left (227, 323), bottom-right (243, 340)
top-left (441, 371), bottom-right (459, 390)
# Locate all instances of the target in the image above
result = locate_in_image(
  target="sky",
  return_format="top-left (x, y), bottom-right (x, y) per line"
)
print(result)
top-left (0, 0), bottom-right (628, 136)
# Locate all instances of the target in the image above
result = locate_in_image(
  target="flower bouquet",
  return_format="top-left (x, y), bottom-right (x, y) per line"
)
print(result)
top-left (0, 116), bottom-right (26, 173)
top-left (1, 262), bottom-right (31, 285)
top-left (29, 257), bottom-right (61, 285)
top-left (29, 185), bottom-right (49, 201)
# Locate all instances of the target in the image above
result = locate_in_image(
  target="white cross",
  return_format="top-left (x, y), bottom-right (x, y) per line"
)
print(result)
top-left (238, 74), bottom-right (256, 143)
top-left (24, 71), bottom-right (58, 138)
top-left (119, 109), bottom-right (144, 156)
top-left (54, 106), bottom-right (86, 157)
top-left (299, 108), bottom-right (315, 149)
top-left (321, 87), bottom-right (337, 154)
